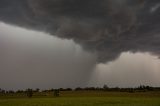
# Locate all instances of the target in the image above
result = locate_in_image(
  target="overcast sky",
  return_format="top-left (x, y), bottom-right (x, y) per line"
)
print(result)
top-left (0, 0), bottom-right (160, 90)
top-left (0, 22), bottom-right (160, 90)
top-left (0, 23), bottom-right (96, 90)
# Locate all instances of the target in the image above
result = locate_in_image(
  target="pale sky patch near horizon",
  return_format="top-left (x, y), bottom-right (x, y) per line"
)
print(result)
top-left (89, 52), bottom-right (160, 88)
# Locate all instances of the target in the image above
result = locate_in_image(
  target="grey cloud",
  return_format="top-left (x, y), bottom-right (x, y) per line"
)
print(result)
top-left (0, 0), bottom-right (160, 62)
top-left (150, 3), bottom-right (160, 13)
top-left (0, 23), bottom-right (96, 90)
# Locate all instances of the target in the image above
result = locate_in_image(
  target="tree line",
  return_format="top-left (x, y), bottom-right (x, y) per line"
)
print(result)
top-left (0, 85), bottom-right (160, 98)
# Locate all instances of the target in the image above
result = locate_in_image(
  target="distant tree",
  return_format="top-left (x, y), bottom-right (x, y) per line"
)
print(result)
top-left (108, 87), bottom-right (120, 91)
top-left (59, 88), bottom-right (64, 91)
top-left (95, 87), bottom-right (103, 91)
top-left (1, 90), bottom-right (5, 94)
top-left (26, 89), bottom-right (33, 98)
top-left (75, 87), bottom-right (83, 91)
top-left (9, 90), bottom-right (15, 94)
top-left (138, 85), bottom-right (147, 91)
top-left (54, 89), bottom-right (60, 97)
top-left (103, 84), bottom-right (109, 90)
top-left (59, 88), bottom-right (72, 91)
top-left (35, 88), bottom-right (40, 92)
top-left (66, 88), bottom-right (72, 91)
top-left (16, 90), bottom-right (24, 93)
top-left (145, 86), bottom-right (153, 91)
top-left (50, 89), bottom-right (55, 92)
top-left (84, 87), bottom-right (96, 91)
top-left (128, 88), bottom-right (135, 93)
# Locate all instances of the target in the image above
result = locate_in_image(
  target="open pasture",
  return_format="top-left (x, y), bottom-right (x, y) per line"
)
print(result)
top-left (0, 91), bottom-right (160, 106)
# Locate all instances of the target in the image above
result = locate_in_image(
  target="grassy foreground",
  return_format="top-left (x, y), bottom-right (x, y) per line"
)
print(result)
top-left (0, 91), bottom-right (160, 106)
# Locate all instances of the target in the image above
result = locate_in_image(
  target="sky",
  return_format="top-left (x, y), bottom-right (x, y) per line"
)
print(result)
top-left (0, 0), bottom-right (160, 90)
top-left (0, 23), bottom-right (96, 90)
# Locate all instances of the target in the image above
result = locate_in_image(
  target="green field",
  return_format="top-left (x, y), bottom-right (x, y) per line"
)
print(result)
top-left (0, 91), bottom-right (160, 106)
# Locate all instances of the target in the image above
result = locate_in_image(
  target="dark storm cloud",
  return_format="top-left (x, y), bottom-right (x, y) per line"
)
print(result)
top-left (0, 0), bottom-right (160, 62)
top-left (0, 23), bottom-right (97, 89)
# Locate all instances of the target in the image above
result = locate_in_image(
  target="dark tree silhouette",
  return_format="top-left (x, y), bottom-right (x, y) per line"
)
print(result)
top-left (54, 89), bottom-right (60, 97)
top-left (26, 89), bottom-right (33, 98)
top-left (103, 84), bottom-right (109, 90)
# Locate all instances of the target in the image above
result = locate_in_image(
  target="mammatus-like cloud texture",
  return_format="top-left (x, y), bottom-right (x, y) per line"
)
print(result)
top-left (0, 0), bottom-right (160, 62)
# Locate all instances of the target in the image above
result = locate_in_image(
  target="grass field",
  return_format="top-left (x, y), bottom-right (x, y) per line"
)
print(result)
top-left (0, 91), bottom-right (160, 106)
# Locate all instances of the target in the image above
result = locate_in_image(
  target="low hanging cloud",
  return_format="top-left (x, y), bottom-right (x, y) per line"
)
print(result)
top-left (0, 0), bottom-right (160, 62)
top-left (0, 23), bottom-right (96, 90)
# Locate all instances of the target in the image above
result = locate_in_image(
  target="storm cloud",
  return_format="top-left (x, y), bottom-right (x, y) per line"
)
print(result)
top-left (0, 23), bottom-right (96, 90)
top-left (0, 0), bottom-right (160, 62)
